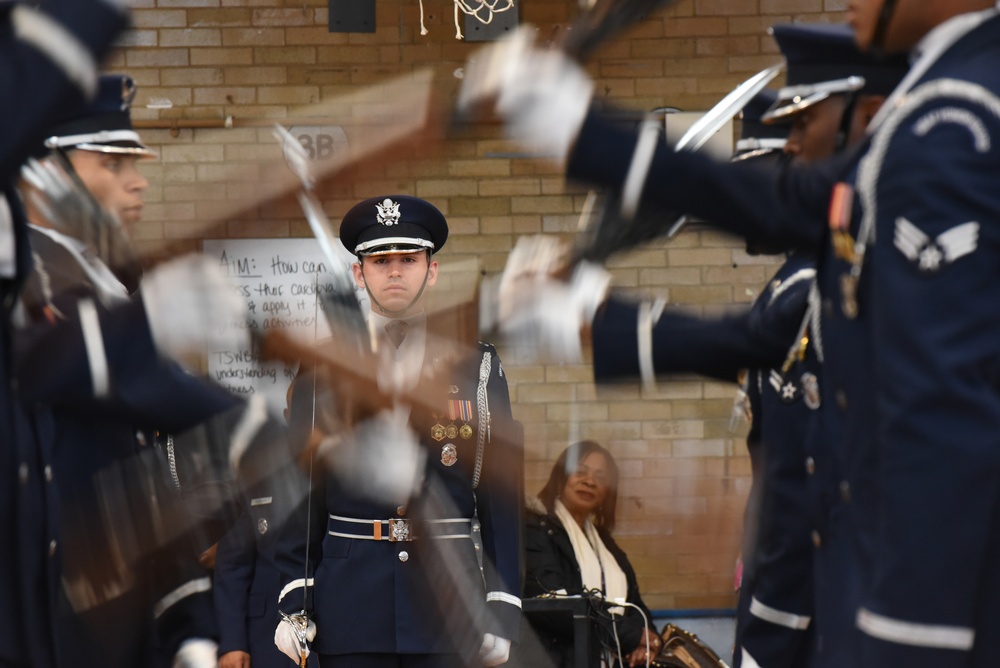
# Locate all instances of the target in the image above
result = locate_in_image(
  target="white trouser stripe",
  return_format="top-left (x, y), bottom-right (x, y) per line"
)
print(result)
top-left (750, 596), bottom-right (812, 630)
top-left (857, 607), bottom-right (974, 651)
top-left (153, 577), bottom-right (211, 619)
top-left (741, 647), bottom-right (762, 668)
top-left (12, 6), bottom-right (97, 98)
top-left (278, 578), bottom-right (314, 604)
top-left (78, 300), bottom-right (109, 398)
top-left (486, 591), bottom-right (522, 608)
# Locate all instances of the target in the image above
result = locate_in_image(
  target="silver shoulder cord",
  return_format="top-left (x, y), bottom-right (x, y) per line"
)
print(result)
top-left (779, 283), bottom-right (821, 373)
top-left (166, 435), bottom-right (181, 491)
top-left (303, 275), bottom-right (320, 607)
top-left (472, 350), bottom-right (491, 489)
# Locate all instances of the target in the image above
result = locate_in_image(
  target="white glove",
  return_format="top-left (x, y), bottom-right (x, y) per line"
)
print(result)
top-left (172, 638), bottom-right (219, 668)
top-left (487, 235), bottom-right (610, 364)
top-left (459, 25), bottom-right (594, 161)
top-left (480, 633), bottom-right (512, 667)
top-left (142, 253), bottom-right (250, 364)
top-left (320, 408), bottom-right (426, 506)
top-left (274, 617), bottom-right (317, 663)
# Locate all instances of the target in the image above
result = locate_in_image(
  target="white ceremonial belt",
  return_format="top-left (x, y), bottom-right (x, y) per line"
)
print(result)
top-left (328, 514), bottom-right (472, 542)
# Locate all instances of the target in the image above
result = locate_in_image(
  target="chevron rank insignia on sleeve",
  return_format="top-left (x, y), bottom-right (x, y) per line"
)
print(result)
top-left (894, 217), bottom-right (980, 273)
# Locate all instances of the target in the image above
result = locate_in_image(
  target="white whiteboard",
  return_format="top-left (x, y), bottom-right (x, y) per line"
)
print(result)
top-left (202, 237), bottom-right (368, 414)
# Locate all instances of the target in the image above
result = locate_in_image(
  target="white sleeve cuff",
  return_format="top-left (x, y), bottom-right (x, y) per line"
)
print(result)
top-left (278, 578), bottom-right (314, 604)
top-left (486, 591), bottom-right (522, 608)
top-left (153, 577), bottom-right (212, 619)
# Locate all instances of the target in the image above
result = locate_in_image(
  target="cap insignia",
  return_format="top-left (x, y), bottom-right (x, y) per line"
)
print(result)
top-left (376, 198), bottom-right (401, 226)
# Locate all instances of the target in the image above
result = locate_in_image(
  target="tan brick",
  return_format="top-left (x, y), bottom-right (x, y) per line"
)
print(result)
top-left (161, 67), bottom-right (224, 86)
top-left (666, 247), bottom-right (734, 267)
top-left (190, 47), bottom-right (254, 65)
top-left (155, 0), bottom-right (217, 6)
top-left (477, 178), bottom-right (541, 197)
top-left (410, 179), bottom-right (475, 198)
top-left (252, 8), bottom-right (315, 26)
top-left (132, 9), bottom-right (189, 27)
top-left (255, 47), bottom-right (318, 65)
top-left (258, 86), bottom-right (320, 105)
top-left (119, 30), bottom-right (159, 48)
top-left (222, 28), bottom-right (286, 46)
top-left (762, 0), bottom-right (822, 12)
top-left (160, 28), bottom-right (223, 47)
top-left (126, 48), bottom-right (190, 68)
top-left (280, 25), bottom-right (333, 45)
top-left (546, 403), bottom-right (610, 422)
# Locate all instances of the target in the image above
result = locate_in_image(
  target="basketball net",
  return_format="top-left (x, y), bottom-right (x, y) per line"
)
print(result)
top-left (418, 0), bottom-right (515, 39)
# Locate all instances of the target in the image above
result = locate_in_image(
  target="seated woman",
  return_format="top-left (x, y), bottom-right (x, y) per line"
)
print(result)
top-left (523, 441), bottom-right (661, 667)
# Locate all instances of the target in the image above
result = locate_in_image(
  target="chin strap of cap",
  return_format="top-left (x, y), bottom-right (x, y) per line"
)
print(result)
top-left (834, 90), bottom-right (862, 152)
top-left (870, 0), bottom-right (899, 58)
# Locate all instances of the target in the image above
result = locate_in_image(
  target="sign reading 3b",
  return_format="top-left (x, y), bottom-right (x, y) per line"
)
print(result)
top-left (288, 125), bottom-right (349, 162)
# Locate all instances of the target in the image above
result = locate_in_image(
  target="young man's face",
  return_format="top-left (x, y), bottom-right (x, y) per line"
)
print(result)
top-left (352, 250), bottom-right (438, 317)
top-left (67, 150), bottom-right (148, 232)
top-left (783, 94), bottom-right (880, 164)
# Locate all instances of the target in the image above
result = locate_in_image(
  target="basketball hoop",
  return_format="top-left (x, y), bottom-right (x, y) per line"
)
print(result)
top-left (418, 0), bottom-right (515, 39)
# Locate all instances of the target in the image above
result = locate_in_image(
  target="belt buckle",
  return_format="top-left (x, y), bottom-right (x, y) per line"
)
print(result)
top-left (389, 518), bottom-right (414, 542)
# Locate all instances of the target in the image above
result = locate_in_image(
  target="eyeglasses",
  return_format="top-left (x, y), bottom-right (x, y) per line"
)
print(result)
top-left (570, 465), bottom-right (611, 487)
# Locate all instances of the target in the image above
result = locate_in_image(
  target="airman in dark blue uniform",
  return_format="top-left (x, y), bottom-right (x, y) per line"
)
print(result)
top-left (492, 7), bottom-right (1000, 666)
top-left (275, 196), bottom-right (522, 668)
top-left (0, 3), bottom-right (129, 666)
top-left (214, 399), bottom-right (320, 668)
top-left (12, 74), bottom-right (245, 668)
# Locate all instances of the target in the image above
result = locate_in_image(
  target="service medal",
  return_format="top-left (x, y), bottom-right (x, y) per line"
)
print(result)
top-left (801, 372), bottom-right (821, 410)
top-left (459, 423), bottom-right (474, 440)
top-left (431, 423), bottom-right (446, 441)
top-left (441, 443), bottom-right (458, 466)
top-left (828, 182), bottom-right (857, 262)
top-left (446, 424), bottom-right (459, 440)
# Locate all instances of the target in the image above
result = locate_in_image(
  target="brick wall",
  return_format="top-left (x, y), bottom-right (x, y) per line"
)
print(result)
top-left (120, 0), bottom-right (846, 611)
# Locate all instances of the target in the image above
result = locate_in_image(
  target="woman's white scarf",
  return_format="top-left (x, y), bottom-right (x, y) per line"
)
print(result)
top-left (554, 498), bottom-right (628, 614)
